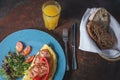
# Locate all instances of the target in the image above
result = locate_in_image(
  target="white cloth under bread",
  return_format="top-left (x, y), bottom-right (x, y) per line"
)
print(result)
top-left (79, 8), bottom-right (120, 58)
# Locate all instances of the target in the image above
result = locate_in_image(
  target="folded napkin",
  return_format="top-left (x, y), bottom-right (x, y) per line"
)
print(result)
top-left (79, 8), bottom-right (120, 58)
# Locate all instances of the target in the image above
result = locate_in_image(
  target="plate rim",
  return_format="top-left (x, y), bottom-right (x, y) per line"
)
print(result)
top-left (0, 29), bottom-right (66, 80)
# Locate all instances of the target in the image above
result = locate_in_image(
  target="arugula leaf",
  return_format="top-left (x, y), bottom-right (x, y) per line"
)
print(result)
top-left (0, 51), bottom-right (30, 80)
top-left (0, 68), bottom-right (11, 80)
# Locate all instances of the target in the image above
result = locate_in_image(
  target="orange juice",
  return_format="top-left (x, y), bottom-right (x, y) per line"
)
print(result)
top-left (42, 1), bottom-right (61, 30)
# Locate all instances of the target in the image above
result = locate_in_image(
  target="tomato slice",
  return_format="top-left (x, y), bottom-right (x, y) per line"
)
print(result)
top-left (40, 57), bottom-right (50, 80)
top-left (25, 55), bottom-right (35, 63)
top-left (33, 75), bottom-right (41, 80)
top-left (22, 45), bottom-right (31, 56)
top-left (16, 41), bottom-right (24, 52)
top-left (32, 57), bottom-right (50, 80)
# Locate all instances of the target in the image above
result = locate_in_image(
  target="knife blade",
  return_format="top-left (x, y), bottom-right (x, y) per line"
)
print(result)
top-left (71, 23), bottom-right (77, 70)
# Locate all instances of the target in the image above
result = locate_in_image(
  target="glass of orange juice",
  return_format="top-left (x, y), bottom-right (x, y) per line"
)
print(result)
top-left (42, 1), bottom-right (61, 30)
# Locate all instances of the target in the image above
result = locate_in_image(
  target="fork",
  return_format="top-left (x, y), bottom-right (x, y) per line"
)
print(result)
top-left (62, 28), bottom-right (69, 71)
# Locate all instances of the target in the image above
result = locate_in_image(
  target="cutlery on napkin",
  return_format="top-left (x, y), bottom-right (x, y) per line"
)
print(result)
top-left (79, 8), bottom-right (120, 58)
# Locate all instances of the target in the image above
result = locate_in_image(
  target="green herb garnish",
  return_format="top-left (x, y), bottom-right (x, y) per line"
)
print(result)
top-left (0, 51), bottom-right (30, 80)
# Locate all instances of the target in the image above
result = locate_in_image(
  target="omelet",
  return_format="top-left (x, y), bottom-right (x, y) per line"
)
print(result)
top-left (22, 44), bottom-right (57, 80)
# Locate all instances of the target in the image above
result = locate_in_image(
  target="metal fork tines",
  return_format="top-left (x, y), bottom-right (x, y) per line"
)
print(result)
top-left (62, 28), bottom-right (69, 71)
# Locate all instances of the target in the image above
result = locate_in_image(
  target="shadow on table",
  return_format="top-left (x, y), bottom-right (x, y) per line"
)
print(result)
top-left (56, 0), bottom-right (120, 21)
top-left (0, 0), bottom-right (25, 18)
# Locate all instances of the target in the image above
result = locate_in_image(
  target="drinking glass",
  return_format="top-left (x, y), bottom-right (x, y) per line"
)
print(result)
top-left (42, 1), bottom-right (61, 30)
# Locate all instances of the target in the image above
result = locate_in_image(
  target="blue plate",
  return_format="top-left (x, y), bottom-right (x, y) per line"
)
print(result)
top-left (0, 29), bottom-right (66, 80)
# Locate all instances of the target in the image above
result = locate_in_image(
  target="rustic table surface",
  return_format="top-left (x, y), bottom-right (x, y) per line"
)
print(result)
top-left (0, 0), bottom-right (120, 80)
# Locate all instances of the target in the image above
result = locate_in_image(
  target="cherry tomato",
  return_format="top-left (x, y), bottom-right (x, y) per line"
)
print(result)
top-left (22, 45), bottom-right (31, 56)
top-left (16, 41), bottom-right (24, 52)
top-left (25, 55), bottom-right (35, 63)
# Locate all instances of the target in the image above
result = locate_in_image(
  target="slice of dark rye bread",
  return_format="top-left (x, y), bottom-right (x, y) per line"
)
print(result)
top-left (87, 8), bottom-right (116, 49)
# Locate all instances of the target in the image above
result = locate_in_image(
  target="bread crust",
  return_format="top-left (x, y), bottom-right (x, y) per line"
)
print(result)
top-left (89, 8), bottom-right (109, 30)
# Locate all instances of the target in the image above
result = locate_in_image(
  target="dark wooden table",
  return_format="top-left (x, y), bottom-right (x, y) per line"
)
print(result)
top-left (0, 0), bottom-right (120, 80)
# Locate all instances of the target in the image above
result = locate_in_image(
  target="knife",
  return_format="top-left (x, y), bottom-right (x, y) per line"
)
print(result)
top-left (71, 23), bottom-right (77, 70)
